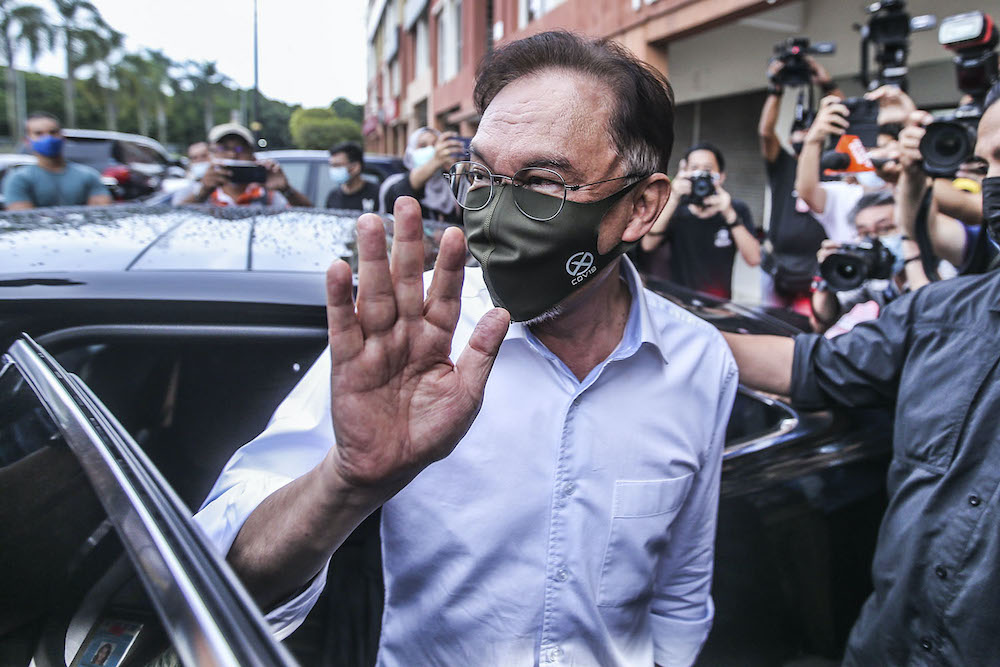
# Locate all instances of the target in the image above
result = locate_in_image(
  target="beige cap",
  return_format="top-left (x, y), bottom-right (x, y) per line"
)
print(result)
top-left (208, 122), bottom-right (255, 146)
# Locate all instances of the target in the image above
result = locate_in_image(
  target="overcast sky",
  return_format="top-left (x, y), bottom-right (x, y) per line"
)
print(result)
top-left (13, 0), bottom-right (368, 108)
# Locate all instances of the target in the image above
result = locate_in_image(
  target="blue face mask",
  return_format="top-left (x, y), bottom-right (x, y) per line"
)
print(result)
top-left (30, 135), bottom-right (63, 158)
top-left (410, 145), bottom-right (436, 169)
top-left (328, 166), bottom-right (350, 186)
top-left (879, 233), bottom-right (906, 276)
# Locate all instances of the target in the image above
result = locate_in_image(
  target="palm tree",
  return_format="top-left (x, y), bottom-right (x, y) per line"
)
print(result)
top-left (80, 26), bottom-right (123, 131)
top-left (145, 49), bottom-right (175, 144)
top-left (184, 60), bottom-right (232, 136)
top-left (118, 52), bottom-right (152, 136)
top-left (0, 0), bottom-right (53, 142)
top-left (52, 0), bottom-right (116, 127)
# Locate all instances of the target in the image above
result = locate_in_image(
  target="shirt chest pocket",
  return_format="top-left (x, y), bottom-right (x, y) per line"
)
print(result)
top-left (597, 475), bottom-right (694, 607)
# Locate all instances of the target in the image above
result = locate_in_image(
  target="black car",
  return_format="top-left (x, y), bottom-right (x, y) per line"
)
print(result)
top-left (0, 205), bottom-right (891, 666)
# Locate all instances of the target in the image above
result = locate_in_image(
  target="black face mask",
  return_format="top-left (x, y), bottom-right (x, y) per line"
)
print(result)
top-left (464, 182), bottom-right (640, 322)
top-left (984, 177), bottom-right (1000, 244)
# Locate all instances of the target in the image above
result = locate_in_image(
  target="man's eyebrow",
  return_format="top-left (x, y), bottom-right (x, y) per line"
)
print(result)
top-left (468, 145), bottom-right (583, 180)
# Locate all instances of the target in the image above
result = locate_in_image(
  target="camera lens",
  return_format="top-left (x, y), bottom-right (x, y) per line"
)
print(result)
top-left (920, 120), bottom-right (976, 178)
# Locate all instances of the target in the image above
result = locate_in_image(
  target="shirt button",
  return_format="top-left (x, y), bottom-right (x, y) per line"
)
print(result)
top-left (935, 565), bottom-right (948, 579)
top-left (555, 567), bottom-right (569, 582)
top-left (551, 646), bottom-right (563, 660)
top-left (563, 482), bottom-right (576, 496)
top-left (920, 637), bottom-right (933, 651)
top-left (969, 494), bottom-right (982, 507)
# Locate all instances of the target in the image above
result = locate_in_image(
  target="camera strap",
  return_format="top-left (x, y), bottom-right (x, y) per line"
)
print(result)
top-left (914, 188), bottom-right (940, 282)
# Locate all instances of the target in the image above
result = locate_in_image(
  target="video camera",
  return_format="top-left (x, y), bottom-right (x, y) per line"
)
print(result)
top-left (857, 0), bottom-right (936, 91)
top-left (681, 171), bottom-right (717, 207)
top-left (919, 11), bottom-right (999, 177)
top-left (772, 37), bottom-right (836, 87)
top-left (820, 238), bottom-right (895, 291)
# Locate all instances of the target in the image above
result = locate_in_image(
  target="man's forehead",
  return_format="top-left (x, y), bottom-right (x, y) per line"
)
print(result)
top-left (473, 69), bottom-right (615, 175)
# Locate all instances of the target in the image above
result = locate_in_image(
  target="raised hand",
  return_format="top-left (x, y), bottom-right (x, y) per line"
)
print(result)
top-left (324, 196), bottom-right (510, 493)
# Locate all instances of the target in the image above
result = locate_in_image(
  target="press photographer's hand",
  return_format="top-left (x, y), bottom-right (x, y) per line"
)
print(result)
top-left (805, 95), bottom-right (849, 144)
top-left (897, 110), bottom-right (934, 174)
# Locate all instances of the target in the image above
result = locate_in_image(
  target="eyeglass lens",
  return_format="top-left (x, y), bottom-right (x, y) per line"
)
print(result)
top-left (449, 161), bottom-right (567, 221)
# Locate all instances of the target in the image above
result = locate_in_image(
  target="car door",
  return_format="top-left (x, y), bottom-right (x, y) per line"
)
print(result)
top-left (0, 335), bottom-right (298, 667)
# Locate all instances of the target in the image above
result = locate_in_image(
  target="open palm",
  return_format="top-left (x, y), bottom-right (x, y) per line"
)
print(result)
top-left (324, 196), bottom-right (509, 491)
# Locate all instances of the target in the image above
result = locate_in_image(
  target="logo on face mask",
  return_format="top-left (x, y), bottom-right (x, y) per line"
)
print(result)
top-left (566, 251), bottom-right (596, 284)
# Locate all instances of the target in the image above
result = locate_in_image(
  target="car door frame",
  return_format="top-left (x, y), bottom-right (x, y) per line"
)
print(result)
top-left (5, 334), bottom-right (298, 667)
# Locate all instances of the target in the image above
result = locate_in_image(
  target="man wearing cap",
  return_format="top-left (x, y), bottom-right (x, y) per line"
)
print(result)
top-left (179, 123), bottom-right (311, 207)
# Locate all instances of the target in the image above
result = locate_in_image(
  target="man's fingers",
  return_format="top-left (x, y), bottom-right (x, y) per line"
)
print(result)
top-left (355, 213), bottom-right (397, 335)
top-left (390, 197), bottom-right (427, 320)
top-left (325, 259), bottom-right (363, 363)
top-left (424, 226), bottom-right (468, 333)
top-left (456, 308), bottom-right (511, 401)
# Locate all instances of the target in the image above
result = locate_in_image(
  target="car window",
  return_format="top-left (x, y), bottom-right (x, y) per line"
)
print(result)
top-left (724, 388), bottom-right (797, 448)
top-left (0, 356), bottom-right (176, 666)
top-left (1, 341), bottom-right (298, 667)
top-left (64, 138), bottom-right (113, 170)
top-left (116, 141), bottom-right (166, 166)
top-left (275, 160), bottom-right (312, 199)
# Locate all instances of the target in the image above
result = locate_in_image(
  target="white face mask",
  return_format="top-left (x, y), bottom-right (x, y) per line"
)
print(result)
top-left (329, 166), bottom-right (350, 186)
top-left (189, 161), bottom-right (210, 181)
top-left (410, 145), bottom-right (436, 169)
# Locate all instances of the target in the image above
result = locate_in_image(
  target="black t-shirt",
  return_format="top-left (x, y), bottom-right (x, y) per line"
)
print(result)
top-left (766, 150), bottom-right (827, 256)
top-left (651, 199), bottom-right (755, 300)
top-left (326, 181), bottom-right (381, 213)
top-left (382, 173), bottom-right (460, 224)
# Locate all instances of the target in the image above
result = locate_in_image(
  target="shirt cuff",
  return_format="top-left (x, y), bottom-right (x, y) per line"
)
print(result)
top-left (651, 598), bottom-right (714, 667)
top-left (789, 332), bottom-right (827, 411)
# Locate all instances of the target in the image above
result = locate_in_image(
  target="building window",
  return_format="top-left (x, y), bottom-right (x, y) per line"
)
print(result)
top-left (390, 58), bottom-right (401, 97)
top-left (414, 15), bottom-right (429, 79)
top-left (435, 0), bottom-right (463, 84)
top-left (519, 0), bottom-right (565, 28)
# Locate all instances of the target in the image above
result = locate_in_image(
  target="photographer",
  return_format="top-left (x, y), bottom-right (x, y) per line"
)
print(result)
top-left (795, 90), bottom-right (905, 241)
top-left (721, 82), bottom-right (1000, 664)
top-left (759, 55), bottom-right (842, 303)
top-left (810, 190), bottom-right (928, 335)
top-left (379, 127), bottom-right (462, 223)
top-left (641, 142), bottom-right (760, 299)
top-left (178, 123), bottom-right (312, 207)
top-left (895, 110), bottom-right (993, 274)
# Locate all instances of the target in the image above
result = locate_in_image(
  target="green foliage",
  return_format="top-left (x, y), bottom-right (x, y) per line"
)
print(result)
top-left (330, 97), bottom-right (363, 124)
top-left (290, 107), bottom-right (361, 149)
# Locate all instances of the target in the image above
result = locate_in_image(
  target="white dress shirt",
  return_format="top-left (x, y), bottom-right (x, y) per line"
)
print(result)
top-left (195, 256), bottom-right (738, 666)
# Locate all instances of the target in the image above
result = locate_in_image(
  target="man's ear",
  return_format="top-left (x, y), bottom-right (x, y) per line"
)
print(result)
top-left (622, 174), bottom-right (671, 243)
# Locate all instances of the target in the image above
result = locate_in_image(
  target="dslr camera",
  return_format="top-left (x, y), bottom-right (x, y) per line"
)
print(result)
top-left (772, 37), bottom-right (836, 87)
top-left (820, 238), bottom-right (895, 291)
top-left (919, 11), bottom-right (999, 177)
top-left (858, 0), bottom-right (936, 90)
top-left (681, 171), bottom-right (716, 207)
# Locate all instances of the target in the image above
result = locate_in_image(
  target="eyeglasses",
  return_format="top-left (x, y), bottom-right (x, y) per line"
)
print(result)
top-left (212, 144), bottom-right (249, 155)
top-left (443, 160), bottom-right (648, 222)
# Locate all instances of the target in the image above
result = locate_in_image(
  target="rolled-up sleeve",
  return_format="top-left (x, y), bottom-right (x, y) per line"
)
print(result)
top-left (650, 355), bottom-right (738, 666)
top-left (791, 289), bottom-right (916, 411)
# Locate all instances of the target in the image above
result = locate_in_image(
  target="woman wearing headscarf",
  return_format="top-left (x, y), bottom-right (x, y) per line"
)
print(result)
top-left (379, 127), bottom-right (464, 224)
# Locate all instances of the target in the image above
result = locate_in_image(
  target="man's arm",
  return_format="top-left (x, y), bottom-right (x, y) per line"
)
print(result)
top-left (933, 178), bottom-right (982, 226)
top-left (796, 95), bottom-right (849, 215)
top-left (758, 61), bottom-right (784, 164)
top-left (650, 356), bottom-right (737, 667)
top-left (896, 111), bottom-right (968, 267)
top-left (3, 170), bottom-right (34, 210)
top-left (85, 168), bottom-right (112, 206)
top-left (225, 197), bottom-right (510, 610)
top-left (810, 289), bottom-right (841, 333)
top-left (720, 332), bottom-right (793, 396)
top-left (87, 193), bottom-right (112, 205)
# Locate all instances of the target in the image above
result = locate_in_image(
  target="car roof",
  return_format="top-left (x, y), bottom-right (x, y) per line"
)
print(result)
top-left (63, 129), bottom-right (170, 156)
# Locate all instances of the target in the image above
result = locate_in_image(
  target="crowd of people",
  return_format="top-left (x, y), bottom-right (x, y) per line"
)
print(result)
top-left (4, 17), bottom-right (1000, 666)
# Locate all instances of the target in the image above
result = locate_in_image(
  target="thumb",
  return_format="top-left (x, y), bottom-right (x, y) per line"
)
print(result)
top-left (456, 307), bottom-right (510, 399)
